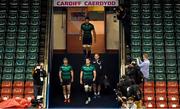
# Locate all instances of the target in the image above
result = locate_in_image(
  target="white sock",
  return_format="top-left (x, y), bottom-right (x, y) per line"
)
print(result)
top-left (64, 95), bottom-right (67, 99)
top-left (94, 92), bottom-right (97, 95)
top-left (67, 94), bottom-right (70, 99)
top-left (97, 92), bottom-right (100, 95)
top-left (88, 97), bottom-right (91, 101)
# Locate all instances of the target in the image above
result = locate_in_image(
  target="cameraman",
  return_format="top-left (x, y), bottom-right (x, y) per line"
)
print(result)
top-left (136, 53), bottom-right (150, 82)
top-left (32, 63), bottom-right (47, 100)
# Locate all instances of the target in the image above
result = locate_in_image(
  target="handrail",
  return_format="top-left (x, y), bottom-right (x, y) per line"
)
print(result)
top-left (42, 0), bottom-right (53, 108)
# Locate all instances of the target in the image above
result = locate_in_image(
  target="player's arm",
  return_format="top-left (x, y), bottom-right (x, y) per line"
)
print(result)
top-left (59, 70), bottom-right (63, 82)
top-left (71, 69), bottom-right (74, 82)
top-left (80, 71), bottom-right (83, 84)
top-left (92, 25), bottom-right (96, 43)
top-left (79, 25), bottom-right (83, 40)
top-left (93, 70), bottom-right (96, 81)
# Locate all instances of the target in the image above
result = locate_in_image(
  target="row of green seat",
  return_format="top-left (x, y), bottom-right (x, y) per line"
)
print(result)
top-left (0, 53), bottom-right (38, 60)
top-left (0, 66), bottom-right (34, 74)
top-left (148, 73), bottom-right (180, 81)
top-left (0, 18), bottom-right (40, 25)
top-left (0, 46), bottom-right (38, 53)
top-left (0, 59), bottom-right (37, 67)
top-left (0, 33), bottom-right (39, 40)
top-left (0, 40), bottom-right (39, 46)
top-left (130, 0), bottom-right (179, 4)
top-left (131, 19), bottom-right (180, 25)
top-left (131, 46), bottom-right (176, 52)
top-left (131, 33), bottom-right (180, 39)
top-left (0, 73), bottom-right (33, 82)
top-left (0, 12), bottom-right (41, 19)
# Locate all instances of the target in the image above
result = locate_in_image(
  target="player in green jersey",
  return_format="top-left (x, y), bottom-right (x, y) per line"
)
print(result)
top-left (59, 58), bottom-right (74, 103)
top-left (79, 17), bottom-right (96, 58)
top-left (80, 58), bottom-right (96, 104)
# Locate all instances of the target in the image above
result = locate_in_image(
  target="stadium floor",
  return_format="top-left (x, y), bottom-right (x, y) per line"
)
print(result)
top-left (49, 53), bottom-right (119, 108)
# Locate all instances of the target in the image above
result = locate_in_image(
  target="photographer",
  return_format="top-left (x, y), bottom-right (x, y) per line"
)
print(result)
top-left (136, 53), bottom-right (150, 82)
top-left (32, 63), bottom-right (47, 100)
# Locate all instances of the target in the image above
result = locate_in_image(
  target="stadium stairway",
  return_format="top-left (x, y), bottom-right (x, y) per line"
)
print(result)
top-left (49, 53), bottom-right (119, 108)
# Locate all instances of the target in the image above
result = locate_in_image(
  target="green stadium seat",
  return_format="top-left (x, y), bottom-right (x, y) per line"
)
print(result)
top-left (141, 4), bottom-right (151, 12)
top-left (0, 25), bottom-right (6, 32)
top-left (28, 47), bottom-right (38, 53)
top-left (131, 52), bottom-right (141, 59)
top-left (0, 12), bottom-right (6, 18)
top-left (175, 25), bottom-right (180, 32)
top-left (130, 0), bottom-right (139, 3)
top-left (146, 52), bottom-right (153, 60)
top-left (0, 40), bottom-right (5, 46)
top-left (5, 47), bottom-right (16, 53)
top-left (30, 13), bottom-right (41, 19)
top-left (149, 59), bottom-right (153, 67)
top-left (175, 20), bottom-right (180, 25)
top-left (26, 74), bottom-right (33, 80)
top-left (166, 60), bottom-right (176, 67)
top-left (8, 12), bottom-right (18, 18)
top-left (15, 60), bottom-right (26, 66)
top-left (0, 53), bottom-right (3, 60)
top-left (155, 67), bottom-right (165, 74)
top-left (164, 33), bottom-right (174, 40)
top-left (7, 25), bottom-right (17, 32)
top-left (0, 19), bottom-right (6, 26)
top-left (142, 46), bottom-right (152, 53)
top-left (154, 59), bottom-right (165, 67)
top-left (29, 33), bottom-right (39, 40)
top-left (32, 1), bottom-right (40, 6)
top-left (166, 67), bottom-right (177, 74)
top-left (166, 53), bottom-right (176, 59)
top-left (142, 26), bottom-right (151, 32)
top-left (0, 47), bottom-right (4, 53)
top-left (164, 12), bottom-right (173, 18)
top-left (177, 53), bottom-right (180, 59)
top-left (16, 47), bottom-right (27, 53)
top-left (4, 53), bottom-right (15, 60)
top-left (6, 33), bottom-right (16, 40)
top-left (165, 46), bottom-right (176, 53)
top-left (19, 12), bottom-right (29, 19)
top-left (130, 13), bottom-right (140, 19)
top-left (148, 74), bottom-right (154, 81)
top-left (6, 40), bottom-right (16, 47)
top-left (152, 12), bottom-right (162, 19)
top-left (142, 33), bottom-right (152, 39)
top-left (153, 26), bottom-right (163, 32)
top-left (153, 33), bottom-right (163, 39)
top-left (154, 53), bottom-right (164, 59)
top-left (153, 18), bottom-right (162, 25)
top-left (28, 40), bottom-right (39, 46)
top-left (167, 74), bottom-right (177, 81)
top-left (30, 18), bottom-right (40, 25)
top-left (7, 18), bottom-right (17, 25)
top-left (176, 40), bottom-right (180, 46)
top-left (15, 67), bottom-right (25, 74)
top-left (26, 67), bottom-right (34, 74)
top-left (131, 19), bottom-right (140, 25)
top-left (164, 4), bottom-right (173, 12)
top-left (178, 60), bottom-right (180, 66)
top-left (130, 4), bottom-right (140, 12)
top-left (0, 60), bottom-right (3, 66)
top-left (165, 40), bottom-right (175, 46)
top-left (4, 60), bottom-right (14, 67)
top-left (164, 25), bottom-right (174, 32)
top-left (2, 74), bottom-right (13, 81)
top-left (149, 66), bottom-right (154, 74)
top-left (29, 26), bottom-right (40, 32)
top-left (142, 19), bottom-right (151, 26)
top-left (142, 39), bottom-right (152, 46)
top-left (14, 74), bottom-right (25, 81)
top-left (16, 53), bottom-right (26, 60)
top-left (175, 12), bottom-right (180, 19)
top-left (141, 12), bottom-right (151, 19)
top-left (155, 74), bottom-right (166, 81)
top-left (31, 5), bottom-right (40, 12)
top-left (0, 33), bottom-right (5, 40)
top-left (19, 18), bottom-right (29, 25)
top-left (152, 4), bottom-right (161, 12)
top-left (164, 19), bottom-right (173, 25)
top-left (18, 33), bottom-right (28, 40)
top-left (3, 67), bottom-right (14, 74)
top-left (131, 39), bottom-right (141, 46)
top-left (17, 40), bottom-right (27, 46)
top-left (153, 39), bottom-right (164, 46)
top-left (176, 46), bottom-right (180, 54)
top-left (27, 60), bottom-right (37, 67)
top-left (27, 53), bottom-right (38, 60)
top-left (18, 25), bottom-right (28, 33)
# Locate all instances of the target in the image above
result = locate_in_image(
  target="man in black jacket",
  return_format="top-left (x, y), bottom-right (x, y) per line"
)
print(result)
top-left (92, 54), bottom-right (104, 98)
top-left (32, 63), bottom-right (47, 100)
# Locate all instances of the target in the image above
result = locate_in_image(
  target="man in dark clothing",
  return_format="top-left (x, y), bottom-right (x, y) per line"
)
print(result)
top-left (93, 54), bottom-right (104, 98)
top-left (32, 63), bottom-right (46, 100)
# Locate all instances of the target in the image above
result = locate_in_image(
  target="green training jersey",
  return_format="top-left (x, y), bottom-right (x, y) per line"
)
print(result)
top-left (81, 23), bottom-right (94, 38)
top-left (60, 64), bottom-right (72, 80)
top-left (81, 64), bottom-right (95, 79)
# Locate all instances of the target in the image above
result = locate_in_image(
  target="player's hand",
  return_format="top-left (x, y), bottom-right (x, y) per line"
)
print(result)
top-left (80, 80), bottom-right (83, 84)
top-left (79, 37), bottom-right (82, 41)
top-left (60, 79), bottom-right (63, 83)
top-left (71, 79), bottom-right (74, 83)
top-left (94, 38), bottom-right (96, 43)
top-left (93, 78), bottom-right (96, 82)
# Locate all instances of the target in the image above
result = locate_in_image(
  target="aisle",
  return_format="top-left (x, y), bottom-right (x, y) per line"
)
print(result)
top-left (49, 53), bottom-right (119, 108)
